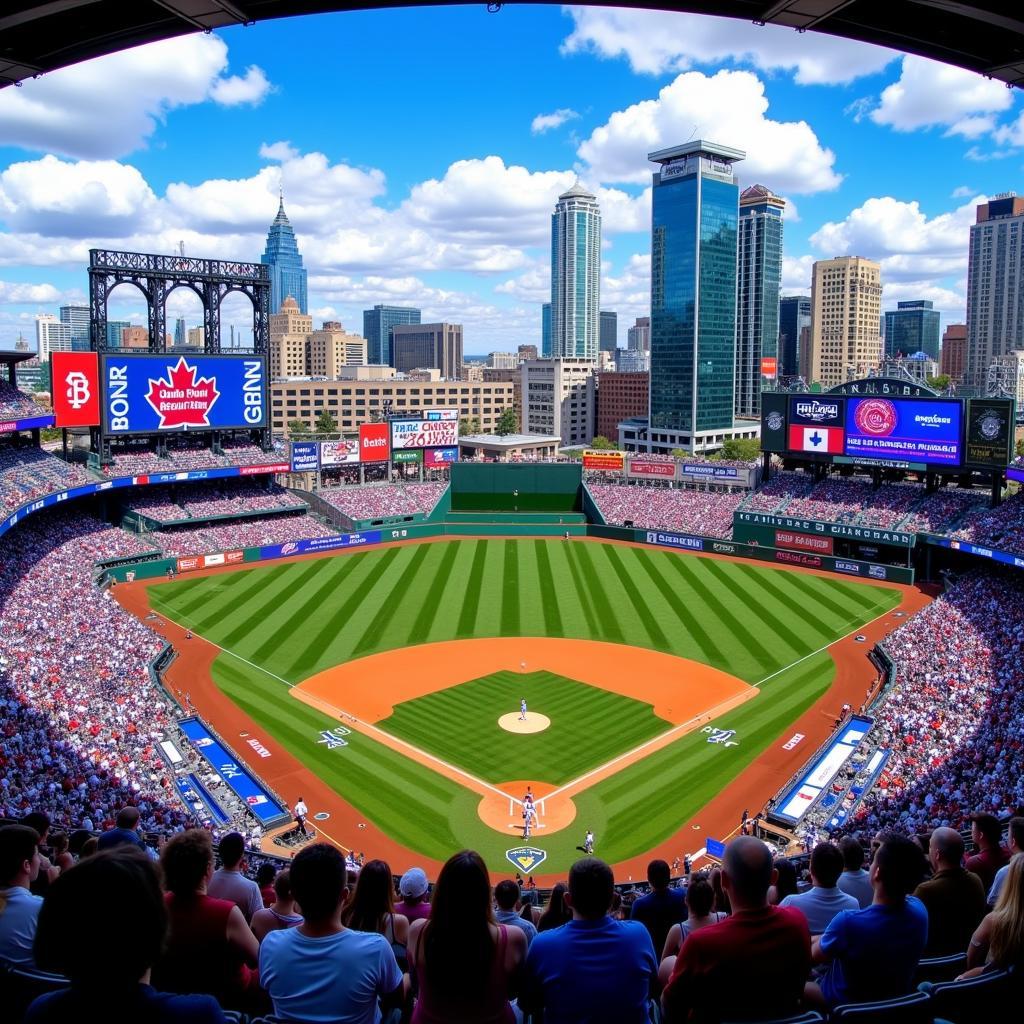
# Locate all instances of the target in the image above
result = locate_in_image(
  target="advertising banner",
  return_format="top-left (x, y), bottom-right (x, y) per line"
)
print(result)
top-left (0, 413), bottom-right (54, 434)
top-left (1009, 467), bottom-right (1024, 485)
top-left (583, 450), bottom-right (625, 471)
top-left (844, 397), bottom-right (961, 467)
top-left (237, 462), bottom-right (289, 475)
top-left (682, 463), bottom-right (740, 479)
top-left (424, 408), bottom-right (459, 421)
top-left (320, 438), bottom-right (360, 466)
top-left (628, 459), bottom-right (676, 479)
top-left (51, 352), bottom-right (101, 427)
top-left (775, 530), bottom-right (834, 555)
top-left (924, 534), bottom-right (1024, 571)
top-left (759, 392), bottom-right (789, 454)
top-left (734, 511), bottom-right (914, 548)
top-left (643, 530), bottom-right (704, 552)
top-left (760, 357), bottom-right (778, 379)
top-left (789, 397), bottom-right (845, 427)
top-left (788, 424), bottom-right (844, 454)
top-left (392, 448), bottom-right (422, 464)
top-left (290, 441), bottom-right (319, 473)
top-left (424, 447), bottom-right (459, 467)
top-left (259, 530), bottom-right (383, 560)
top-left (359, 422), bottom-right (390, 462)
top-left (965, 398), bottom-right (1014, 467)
top-left (391, 417), bottom-right (458, 450)
top-left (100, 354), bottom-right (267, 434)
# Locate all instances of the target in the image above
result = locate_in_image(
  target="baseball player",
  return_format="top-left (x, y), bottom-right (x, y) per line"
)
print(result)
top-left (519, 697), bottom-right (528, 721)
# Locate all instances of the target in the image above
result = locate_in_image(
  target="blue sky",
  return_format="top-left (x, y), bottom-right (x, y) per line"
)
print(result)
top-left (0, 5), bottom-right (1022, 355)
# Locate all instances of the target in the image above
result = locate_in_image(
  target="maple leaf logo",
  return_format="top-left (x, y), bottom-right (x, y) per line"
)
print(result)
top-left (144, 357), bottom-right (220, 429)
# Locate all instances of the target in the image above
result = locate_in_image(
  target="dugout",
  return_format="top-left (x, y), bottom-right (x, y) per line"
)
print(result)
top-left (450, 462), bottom-right (583, 514)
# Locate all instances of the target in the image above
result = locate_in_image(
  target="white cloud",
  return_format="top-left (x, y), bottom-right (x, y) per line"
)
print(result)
top-left (951, 185), bottom-right (974, 199)
top-left (532, 108), bottom-right (580, 134)
top-left (495, 265), bottom-right (551, 303)
top-left (577, 69), bottom-right (841, 195)
top-left (259, 140), bottom-right (299, 162)
top-left (870, 55), bottom-right (1012, 135)
top-left (782, 255), bottom-right (814, 293)
top-left (0, 279), bottom-right (64, 304)
top-left (994, 110), bottom-right (1024, 148)
top-left (209, 65), bottom-right (272, 107)
top-left (881, 280), bottom-right (964, 317)
top-left (0, 35), bottom-right (273, 159)
top-left (561, 7), bottom-right (895, 85)
top-left (600, 253), bottom-right (650, 320)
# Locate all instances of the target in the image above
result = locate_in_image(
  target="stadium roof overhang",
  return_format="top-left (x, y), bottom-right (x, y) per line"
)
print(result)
top-left (1, 1), bottom-right (1022, 89)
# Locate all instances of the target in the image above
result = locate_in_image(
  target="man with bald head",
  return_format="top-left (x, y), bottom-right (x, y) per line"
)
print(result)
top-left (914, 826), bottom-right (987, 956)
top-left (661, 837), bottom-right (810, 1023)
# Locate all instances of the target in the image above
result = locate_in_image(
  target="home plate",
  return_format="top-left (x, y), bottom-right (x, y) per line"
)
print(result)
top-left (498, 712), bottom-right (551, 734)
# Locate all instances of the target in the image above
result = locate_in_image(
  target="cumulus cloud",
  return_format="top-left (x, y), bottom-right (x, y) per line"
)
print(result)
top-left (994, 110), bottom-right (1024, 148)
top-left (951, 185), bottom-right (975, 199)
top-left (561, 7), bottom-right (895, 84)
top-left (532, 108), bottom-right (580, 134)
top-left (0, 35), bottom-right (273, 159)
top-left (0, 280), bottom-right (64, 304)
top-left (259, 140), bottom-right (299, 162)
top-left (600, 253), bottom-right (651, 320)
top-left (782, 255), bottom-right (814, 293)
top-left (577, 70), bottom-right (841, 195)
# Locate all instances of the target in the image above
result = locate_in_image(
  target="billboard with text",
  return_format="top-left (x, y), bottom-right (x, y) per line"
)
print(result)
top-left (359, 422), bottom-right (390, 462)
top-left (390, 417), bottom-right (458, 450)
top-left (51, 352), bottom-right (101, 428)
top-left (320, 438), bottom-right (360, 466)
top-left (845, 397), bottom-right (961, 466)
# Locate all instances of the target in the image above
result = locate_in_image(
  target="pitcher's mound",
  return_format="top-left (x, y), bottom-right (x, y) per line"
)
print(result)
top-left (498, 712), bottom-right (550, 734)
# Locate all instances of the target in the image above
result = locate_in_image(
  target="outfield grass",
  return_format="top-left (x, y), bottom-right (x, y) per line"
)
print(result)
top-left (378, 670), bottom-right (665, 785)
top-left (150, 539), bottom-right (900, 869)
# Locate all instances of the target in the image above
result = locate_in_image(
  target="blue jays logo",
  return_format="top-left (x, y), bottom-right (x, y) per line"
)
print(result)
top-left (702, 726), bottom-right (739, 747)
top-left (506, 846), bottom-right (547, 871)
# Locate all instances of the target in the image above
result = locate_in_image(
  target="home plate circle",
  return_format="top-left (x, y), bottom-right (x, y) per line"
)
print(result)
top-left (498, 712), bottom-right (551, 734)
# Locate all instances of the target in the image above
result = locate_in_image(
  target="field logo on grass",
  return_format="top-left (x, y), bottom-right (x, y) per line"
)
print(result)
top-left (702, 726), bottom-right (738, 747)
top-left (506, 846), bottom-right (547, 872)
top-left (317, 725), bottom-right (351, 750)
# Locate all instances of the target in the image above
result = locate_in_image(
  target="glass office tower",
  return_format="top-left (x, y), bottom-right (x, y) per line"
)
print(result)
top-left (884, 300), bottom-right (941, 359)
top-left (649, 142), bottom-right (744, 435)
top-left (550, 183), bottom-right (601, 359)
top-left (363, 305), bottom-right (421, 366)
top-left (261, 194), bottom-right (308, 315)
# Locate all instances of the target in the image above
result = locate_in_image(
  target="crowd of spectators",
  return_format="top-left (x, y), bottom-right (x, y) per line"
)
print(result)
top-left (0, 448), bottom-right (92, 517)
top-left (318, 482), bottom-right (447, 521)
top-left (588, 482), bottom-right (743, 539)
top-left (149, 513), bottom-right (338, 557)
top-left (123, 482), bottom-right (304, 525)
top-left (0, 380), bottom-right (41, 422)
top-left (217, 440), bottom-right (288, 468)
top-left (740, 471), bottom-right (814, 513)
top-left (952, 490), bottom-right (1024, 555)
top-left (101, 441), bottom-right (283, 478)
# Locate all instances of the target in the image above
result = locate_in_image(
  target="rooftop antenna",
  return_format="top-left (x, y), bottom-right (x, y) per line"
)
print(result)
top-left (178, 240), bottom-right (185, 257)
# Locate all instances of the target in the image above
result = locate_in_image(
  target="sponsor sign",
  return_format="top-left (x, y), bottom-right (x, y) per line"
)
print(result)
top-left (782, 733), bottom-right (805, 751)
top-left (583, 450), bottom-right (625, 471)
top-left (203, 553), bottom-right (225, 567)
top-left (682, 463), bottom-right (740, 479)
top-left (660, 155), bottom-right (700, 180)
top-left (645, 530), bottom-right (704, 551)
top-left (424, 446), bottom-right (459, 467)
top-left (320, 438), bottom-right (360, 467)
top-left (628, 459), bottom-right (676, 478)
top-left (705, 838), bottom-right (726, 859)
top-left (965, 398), bottom-right (1014, 467)
top-left (505, 846), bottom-right (548, 872)
top-left (775, 550), bottom-right (823, 569)
top-left (246, 738), bottom-right (272, 759)
top-left (391, 417), bottom-right (458, 450)
top-left (176, 556), bottom-right (201, 573)
top-left (100, 354), bottom-right (267, 434)
top-left (734, 512), bottom-right (914, 547)
top-left (392, 448), bottom-right (423, 464)
top-left (424, 408), bottom-right (459, 421)
top-left (259, 530), bottom-right (383, 560)
top-left (51, 352), bottom-right (101, 427)
top-left (290, 441), bottom-right (320, 473)
top-left (359, 422), bottom-right (390, 462)
top-left (790, 397), bottom-right (844, 427)
top-left (711, 541), bottom-right (737, 555)
top-left (760, 392), bottom-right (789, 453)
top-left (0, 413), bottom-right (55, 434)
top-left (788, 424), bottom-right (844, 454)
top-left (760, 356), bottom-right (778, 379)
top-left (924, 534), bottom-right (1024, 571)
top-left (775, 530), bottom-right (834, 555)
top-left (844, 397), bottom-right (961, 467)
top-left (226, 550), bottom-right (244, 564)
top-left (238, 463), bottom-right (289, 475)
top-left (834, 559), bottom-right (862, 575)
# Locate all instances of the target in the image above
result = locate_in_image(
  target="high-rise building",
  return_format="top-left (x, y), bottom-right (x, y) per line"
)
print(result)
top-left (307, 326), bottom-right (367, 376)
top-left (260, 193), bottom-right (308, 315)
top-left (121, 326), bottom-right (149, 349)
top-left (779, 296), bottom-right (811, 379)
top-left (541, 303), bottom-right (551, 358)
top-left (486, 352), bottom-right (518, 369)
top-left (595, 370), bottom-right (648, 442)
top-left (186, 327), bottom-right (205, 347)
top-left (362, 305), bottom-right (421, 365)
top-left (174, 318), bottom-right (186, 348)
top-left (521, 358), bottom-right (595, 446)
top-left (627, 316), bottom-right (650, 352)
top-left (965, 194), bottom-right (1024, 390)
top-left (391, 323), bottom-right (463, 379)
top-left (106, 320), bottom-right (129, 348)
top-left (599, 311), bottom-right (618, 353)
top-left (35, 314), bottom-right (72, 361)
top-left (884, 300), bottom-right (941, 359)
top-left (59, 305), bottom-right (90, 351)
top-left (735, 184), bottom-right (785, 417)
top-left (648, 141), bottom-right (744, 445)
top-left (616, 349), bottom-right (650, 373)
top-left (809, 256), bottom-right (882, 390)
top-left (940, 324), bottom-right (967, 383)
top-left (550, 184), bottom-right (601, 359)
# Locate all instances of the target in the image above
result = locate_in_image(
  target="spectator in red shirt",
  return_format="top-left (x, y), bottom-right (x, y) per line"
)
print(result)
top-left (661, 837), bottom-right (811, 1023)
top-left (966, 814), bottom-right (1010, 892)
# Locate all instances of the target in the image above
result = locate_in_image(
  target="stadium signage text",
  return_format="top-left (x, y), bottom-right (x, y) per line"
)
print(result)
top-left (681, 463), bottom-right (740, 479)
top-left (391, 418), bottom-right (458, 450)
top-left (583, 450), bottom-right (625, 471)
top-left (52, 352), bottom-right (101, 427)
top-left (736, 512), bottom-right (913, 547)
top-left (775, 550), bottom-right (822, 569)
top-left (0, 413), bottom-right (55, 434)
top-left (644, 530), bottom-right (704, 551)
top-left (290, 441), bottom-right (320, 473)
top-left (775, 530), bottom-right (834, 555)
top-left (628, 460), bottom-right (675, 478)
top-left (782, 733), bottom-right (805, 751)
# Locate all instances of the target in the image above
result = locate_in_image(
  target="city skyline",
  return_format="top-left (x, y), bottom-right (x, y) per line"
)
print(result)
top-left (0, 7), bottom-right (1022, 357)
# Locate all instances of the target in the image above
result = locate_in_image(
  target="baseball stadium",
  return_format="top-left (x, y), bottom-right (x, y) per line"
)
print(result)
top-left (3, 2), bottom-right (1024, 1021)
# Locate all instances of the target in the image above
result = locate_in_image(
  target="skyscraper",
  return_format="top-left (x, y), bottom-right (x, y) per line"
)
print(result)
top-left (884, 300), bottom-right (941, 359)
top-left (362, 305), bottom-right (421, 365)
top-left (648, 141), bottom-right (744, 443)
top-left (392, 323), bottom-right (463, 379)
top-left (965, 194), bottom-right (1024, 390)
top-left (541, 303), bottom-right (551, 358)
top-left (261, 193), bottom-right (308, 315)
top-left (940, 324), bottom-right (967, 383)
top-left (59, 305), bottom-right (90, 351)
top-left (599, 310), bottom-right (618, 353)
top-left (627, 316), bottom-right (650, 352)
top-left (735, 184), bottom-right (785, 417)
top-left (174, 318), bottom-right (186, 348)
top-left (35, 314), bottom-right (72, 361)
top-left (779, 296), bottom-right (811, 379)
top-left (550, 183), bottom-right (601, 359)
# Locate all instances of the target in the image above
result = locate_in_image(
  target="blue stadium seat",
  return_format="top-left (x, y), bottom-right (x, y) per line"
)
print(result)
top-left (830, 990), bottom-right (931, 1023)
top-left (0, 963), bottom-right (70, 1023)
top-left (914, 952), bottom-right (968, 985)
top-left (927, 967), bottom-right (1018, 1022)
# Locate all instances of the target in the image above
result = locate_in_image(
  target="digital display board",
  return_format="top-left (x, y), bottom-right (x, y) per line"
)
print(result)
top-left (101, 354), bottom-right (267, 435)
top-left (965, 399), bottom-right (1015, 468)
top-left (844, 398), bottom-right (961, 467)
top-left (320, 438), bottom-right (360, 466)
top-left (390, 417), bottom-right (458, 450)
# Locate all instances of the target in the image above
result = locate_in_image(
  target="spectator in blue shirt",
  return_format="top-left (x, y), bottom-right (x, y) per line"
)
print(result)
top-left (494, 879), bottom-right (538, 947)
top-left (520, 857), bottom-right (658, 1024)
top-left (0, 824), bottom-right (43, 968)
top-left (629, 859), bottom-right (687, 956)
top-left (806, 835), bottom-right (928, 1009)
top-left (96, 807), bottom-right (149, 853)
top-left (780, 842), bottom-right (858, 934)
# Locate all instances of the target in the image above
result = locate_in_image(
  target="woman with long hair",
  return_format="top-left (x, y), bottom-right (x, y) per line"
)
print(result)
top-left (407, 850), bottom-right (525, 1023)
top-left (340, 859), bottom-right (409, 969)
top-left (963, 854), bottom-right (1024, 976)
top-left (537, 882), bottom-right (572, 932)
top-left (658, 875), bottom-right (730, 990)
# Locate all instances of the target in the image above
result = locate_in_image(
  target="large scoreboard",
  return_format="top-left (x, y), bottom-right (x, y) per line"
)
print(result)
top-left (761, 387), bottom-right (1014, 472)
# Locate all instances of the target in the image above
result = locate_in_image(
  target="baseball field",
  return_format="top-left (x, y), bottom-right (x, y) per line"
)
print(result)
top-left (147, 537), bottom-right (901, 872)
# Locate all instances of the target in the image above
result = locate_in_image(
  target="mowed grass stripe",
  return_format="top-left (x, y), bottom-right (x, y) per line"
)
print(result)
top-left (727, 562), bottom-right (837, 642)
top-left (167, 567), bottom-right (252, 617)
top-left (571, 544), bottom-right (624, 643)
top-left (353, 544), bottom-right (434, 655)
top-left (406, 542), bottom-right (461, 645)
top-left (782, 570), bottom-right (868, 621)
top-left (602, 545), bottom-right (671, 650)
top-left (500, 540), bottom-right (520, 635)
top-left (455, 540), bottom-right (488, 638)
top-left (171, 562), bottom-right (294, 626)
top-left (533, 540), bottom-right (564, 636)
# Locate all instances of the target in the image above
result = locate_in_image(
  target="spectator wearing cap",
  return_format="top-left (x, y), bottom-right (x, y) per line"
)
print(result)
top-left (780, 842), bottom-right (859, 935)
top-left (521, 857), bottom-right (658, 1024)
top-left (494, 879), bottom-right (538, 947)
top-left (96, 806), bottom-right (148, 854)
top-left (914, 827), bottom-right (987, 956)
top-left (395, 866), bottom-right (431, 922)
top-left (807, 835), bottom-right (928, 1009)
top-left (629, 859), bottom-right (687, 957)
top-left (661, 837), bottom-right (810, 1023)
top-left (207, 832), bottom-right (263, 924)
top-left (966, 814), bottom-right (1010, 892)
top-left (836, 837), bottom-right (874, 909)
top-left (0, 824), bottom-right (43, 967)
top-left (987, 816), bottom-right (1024, 907)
